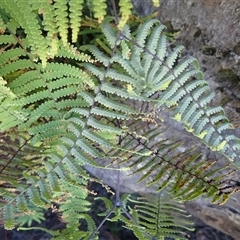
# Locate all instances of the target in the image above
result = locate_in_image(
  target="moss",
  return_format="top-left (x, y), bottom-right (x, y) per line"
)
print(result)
top-left (233, 42), bottom-right (240, 55)
top-left (202, 46), bottom-right (216, 56)
top-left (216, 68), bottom-right (240, 83)
top-left (193, 28), bottom-right (201, 39)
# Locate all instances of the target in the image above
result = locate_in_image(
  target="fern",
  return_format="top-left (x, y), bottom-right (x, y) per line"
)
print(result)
top-left (118, 0), bottom-right (133, 29)
top-left (0, 0), bottom-right (48, 66)
top-left (15, 203), bottom-right (45, 227)
top-left (152, 0), bottom-right (161, 7)
top-left (127, 193), bottom-right (193, 240)
top-left (0, 0), bottom-right (136, 66)
top-left (49, 175), bottom-right (95, 240)
top-left (96, 192), bottom-right (193, 240)
top-left (117, 121), bottom-right (236, 204)
top-left (91, 0), bottom-right (107, 23)
top-left (0, 1), bottom-right (240, 239)
top-left (111, 20), bottom-right (240, 167)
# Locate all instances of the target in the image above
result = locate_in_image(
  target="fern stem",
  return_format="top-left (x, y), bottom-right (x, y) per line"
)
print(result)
top-left (119, 29), bottom-right (239, 166)
top-left (89, 205), bottom-right (116, 239)
top-left (5, 26), bottom-right (63, 121)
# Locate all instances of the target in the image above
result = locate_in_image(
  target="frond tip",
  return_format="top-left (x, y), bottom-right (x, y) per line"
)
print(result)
top-left (118, 0), bottom-right (133, 29)
top-left (4, 204), bottom-right (15, 230)
top-left (69, 0), bottom-right (84, 42)
top-left (127, 193), bottom-right (194, 239)
top-left (152, 0), bottom-right (160, 7)
top-left (92, 0), bottom-right (107, 23)
top-left (1, 1), bottom-right (240, 238)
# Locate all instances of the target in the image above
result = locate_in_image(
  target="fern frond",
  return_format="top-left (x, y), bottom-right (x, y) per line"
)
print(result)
top-left (143, 24), bottom-right (166, 76)
top-left (1, 0), bottom-right (47, 65)
top-left (152, 0), bottom-right (160, 7)
top-left (38, 181), bottom-right (53, 201)
top-left (34, 1), bottom-right (59, 57)
top-left (0, 132), bottom-right (40, 194)
top-left (1, 4), bottom-right (240, 238)
top-left (0, 35), bottom-right (17, 44)
top-left (0, 77), bottom-right (15, 101)
top-left (91, 107), bottom-right (130, 120)
top-left (0, 15), bottom-right (6, 33)
top-left (135, 19), bottom-right (160, 49)
top-left (95, 93), bottom-right (136, 114)
top-left (111, 54), bottom-right (137, 78)
top-left (82, 129), bottom-right (113, 148)
top-left (27, 186), bottom-right (45, 207)
top-left (92, 0), bottom-right (107, 23)
top-left (0, 48), bottom-right (27, 66)
top-left (0, 99), bottom-right (27, 131)
top-left (88, 117), bottom-right (122, 134)
top-left (83, 45), bottom-right (110, 66)
top-left (106, 68), bottom-right (138, 85)
top-left (124, 193), bottom-right (193, 240)
top-left (0, 59), bottom-right (34, 76)
top-left (118, 0), bottom-right (133, 29)
top-left (76, 139), bottom-right (100, 158)
top-left (69, 0), bottom-right (84, 42)
top-left (100, 19), bottom-right (118, 49)
top-left (56, 42), bottom-right (95, 63)
top-left (114, 19), bottom-right (240, 167)
top-left (52, 175), bottom-right (94, 238)
top-left (117, 121), bottom-right (237, 204)
top-left (3, 204), bottom-right (15, 230)
top-left (130, 19), bottom-right (159, 76)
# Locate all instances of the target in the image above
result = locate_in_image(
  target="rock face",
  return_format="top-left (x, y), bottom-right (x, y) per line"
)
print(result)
top-left (88, 1), bottom-right (240, 239)
top-left (157, 0), bottom-right (240, 109)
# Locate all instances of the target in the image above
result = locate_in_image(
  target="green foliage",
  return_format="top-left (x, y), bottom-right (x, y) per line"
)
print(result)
top-left (118, 121), bottom-right (236, 204)
top-left (15, 203), bottom-right (45, 227)
top-left (96, 192), bottom-right (193, 240)
top-left (0, 0), bottom-right (240, 239)
top-left (127, 193), bottom-right (194, 240)
top-left (91, 0), bottom-right (107, 23)
top-left (118, 0), bottom-right (133, 29)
